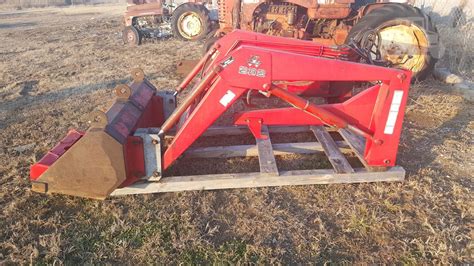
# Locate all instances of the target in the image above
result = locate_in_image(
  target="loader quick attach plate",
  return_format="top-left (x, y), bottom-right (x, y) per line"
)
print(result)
top-left (111, 125), bottom-right (405, 196)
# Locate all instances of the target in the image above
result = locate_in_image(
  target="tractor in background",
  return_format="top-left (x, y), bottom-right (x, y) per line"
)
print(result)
top-left (122, 0), bottom-right (216, 44)
top-left (123, 0), bottom-right (440, 80)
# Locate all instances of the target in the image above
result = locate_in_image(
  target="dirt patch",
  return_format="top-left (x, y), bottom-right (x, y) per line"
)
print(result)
top-left (0, 4), bottom-right (473, 264)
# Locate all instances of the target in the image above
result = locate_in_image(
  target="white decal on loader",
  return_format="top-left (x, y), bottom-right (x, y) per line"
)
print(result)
top-left (384, 90), bottom-right (404, 135)
top-left (219, 90), bottom-right (236, 107)
top-left (238, 66), bottom-right (266, 78)
top-left (220, 56), bottom-right (234, 68)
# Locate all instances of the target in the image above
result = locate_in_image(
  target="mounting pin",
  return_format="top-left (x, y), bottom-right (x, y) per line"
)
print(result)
top-left (397, 73), bottom-right (407, 81)
top-left (114, 84), bottom-right (132, 99)
top-left (131, 68), bottom-right (145, 83)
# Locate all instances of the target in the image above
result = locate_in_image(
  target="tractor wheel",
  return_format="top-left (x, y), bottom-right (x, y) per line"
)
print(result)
top-left (122, 26), bottom-right (141, 46)
top-left (172, 3), bottom-right (211, 41)
top-left (347, 4), bottom-right (440, 81)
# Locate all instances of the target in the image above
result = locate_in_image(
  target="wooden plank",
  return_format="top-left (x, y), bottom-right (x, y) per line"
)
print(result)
top-left (311, 126), bottom-right (354, 173)
top-left (111, 167), bottom-right (405, 196)
top-left (184, 141), bottom-right (351, 158)
top-left (166, 125), bottom-right (339, 137)
top-left (338, 128), bottom-right (369, 169)
top-left (339, 128), bottom-right (365, 154)
top-left (201, 126), bottom-right (251, 136)
top-left (256, 126), bottom-right (279, 175)
top-left (200, 125), bottom-right (314, 137)
top-left (338, 128), bottom-right (386, 172)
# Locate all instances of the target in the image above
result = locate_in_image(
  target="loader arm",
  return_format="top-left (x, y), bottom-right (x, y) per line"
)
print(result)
top-left (163, 38), bottom-right (411, 169)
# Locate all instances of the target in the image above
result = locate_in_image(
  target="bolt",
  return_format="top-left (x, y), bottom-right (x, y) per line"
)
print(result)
top-left (152, 139), bottom-right (159, 145)
top-left (263, 83), bottom-right (270, 89)
top-left (397, 73), bottom-right (407, 81)
top-left (374, 139), bottom-right (384, 145)
top-left (384, 159), bottom-right (391, 165)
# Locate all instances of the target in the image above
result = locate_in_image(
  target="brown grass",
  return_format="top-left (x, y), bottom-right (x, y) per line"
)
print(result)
top-left (0, 4), bottom-right (473, 264)
top-left (0, 0), bottom-right (122, 10)
top-left (436, 22), bottom-right (473, 77)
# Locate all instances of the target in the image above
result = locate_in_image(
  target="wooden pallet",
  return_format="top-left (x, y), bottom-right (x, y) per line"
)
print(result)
top-left (111, 126), bottom-right (405, 196)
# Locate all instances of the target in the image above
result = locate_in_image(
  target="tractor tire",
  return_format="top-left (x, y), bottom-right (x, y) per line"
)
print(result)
top-left (122, 26), bottom-right (141, 46)
top-left (172, 3), bottom-right (211, 41)
top-left (347, 4), bottom-right (440, 81)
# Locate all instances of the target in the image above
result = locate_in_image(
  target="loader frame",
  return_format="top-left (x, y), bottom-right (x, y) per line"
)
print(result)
top-left (31, 30), bottom-right (411, 199)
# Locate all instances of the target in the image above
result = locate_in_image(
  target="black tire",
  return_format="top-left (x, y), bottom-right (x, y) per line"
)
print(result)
top-left (122, 26), bottom-right (141, 46)
top-left (172, 3), bottom-right (211, 41)
top-left (347, 4), bottom-right (440, 81)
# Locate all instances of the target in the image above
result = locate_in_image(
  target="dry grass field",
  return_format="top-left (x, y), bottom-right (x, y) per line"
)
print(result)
top-left (0, 4), bottom-right (473, 264)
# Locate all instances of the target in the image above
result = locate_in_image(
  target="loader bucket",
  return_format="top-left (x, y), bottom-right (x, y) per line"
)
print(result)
top-left (30, 69), bottom-right (175, 199)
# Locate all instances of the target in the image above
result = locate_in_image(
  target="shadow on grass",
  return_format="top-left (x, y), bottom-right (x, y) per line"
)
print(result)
top-left (400, 95), bottom-right (472, 184)
top-left (0, 22), bottom-right (36, 29)
top-left (0, 73), bottom-right (162, 129)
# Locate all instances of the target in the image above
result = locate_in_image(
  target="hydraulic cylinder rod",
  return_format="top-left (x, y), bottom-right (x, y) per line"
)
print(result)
top-left (175, 47), bottom-right (218, 95)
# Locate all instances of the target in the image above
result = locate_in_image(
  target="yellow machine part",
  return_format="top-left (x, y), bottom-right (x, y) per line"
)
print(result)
top-left (378, 24), bottom-right (429, 75)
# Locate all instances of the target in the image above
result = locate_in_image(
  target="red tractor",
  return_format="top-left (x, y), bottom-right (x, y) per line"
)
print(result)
top-left (123, 0), bottom-right (439, 80)
top-left (122, 0), bottom-right (214, 43)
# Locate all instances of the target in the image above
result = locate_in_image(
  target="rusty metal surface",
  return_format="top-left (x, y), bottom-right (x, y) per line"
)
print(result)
top-left (32, 130), bottom-right (127, 199)
top-left (237, 0), bottom-right (354, 35)
top-left (123, 2), bottom-right (164, 26)
top-left (312, 25), bottom-right (349, 45)
top-left (307, 4), bottom-right (352, 19)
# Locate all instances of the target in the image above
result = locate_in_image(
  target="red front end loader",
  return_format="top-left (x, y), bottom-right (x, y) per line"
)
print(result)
top-left (30, 30), bottom-right (411, 199)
